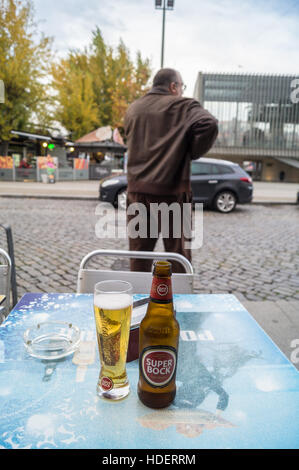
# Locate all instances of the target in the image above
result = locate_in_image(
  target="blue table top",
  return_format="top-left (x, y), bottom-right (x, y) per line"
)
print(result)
top-left (0, 293), bottom-right (299, 450)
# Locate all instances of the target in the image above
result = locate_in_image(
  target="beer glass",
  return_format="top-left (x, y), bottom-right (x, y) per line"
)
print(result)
top-left (94, 280), bottom-right (133, 400)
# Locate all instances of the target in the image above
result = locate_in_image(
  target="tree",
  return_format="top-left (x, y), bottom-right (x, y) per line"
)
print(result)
top-left (108, 41), bottom-right (151, 129)
top-left (90, 29), bottom-right (151, 130)
top-left (88, 28), bottom-right (111, 126)
top-left (0, 0), bottom-right (53, 154)
top-left (51, 51), bottom-right (99, 141)
top-left (52, 28), bottom-right (152, 140)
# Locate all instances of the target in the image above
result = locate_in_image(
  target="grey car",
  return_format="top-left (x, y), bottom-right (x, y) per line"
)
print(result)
top-left (99, 157), bottom-right (253, 213)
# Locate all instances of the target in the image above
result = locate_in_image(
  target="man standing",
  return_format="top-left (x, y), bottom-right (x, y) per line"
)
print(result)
top-left (124, 68), bottom-right (218, 272)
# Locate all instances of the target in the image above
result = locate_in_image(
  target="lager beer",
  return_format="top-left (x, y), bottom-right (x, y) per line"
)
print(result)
top-left (138, 261), bottom-right (179, 408)
top-left (94, 280), bottom-right (133, 400)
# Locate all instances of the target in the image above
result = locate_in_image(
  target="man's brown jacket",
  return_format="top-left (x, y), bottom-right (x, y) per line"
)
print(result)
top-left (124, 86), bottom-right (218, 196)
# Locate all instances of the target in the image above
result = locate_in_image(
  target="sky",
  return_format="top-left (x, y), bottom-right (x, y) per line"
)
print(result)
top-left (33, 0), bottom-right (299, 97)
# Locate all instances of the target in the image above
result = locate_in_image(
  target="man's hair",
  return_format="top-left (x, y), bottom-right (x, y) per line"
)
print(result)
top-left (153, 68), bottom-right (178, 88)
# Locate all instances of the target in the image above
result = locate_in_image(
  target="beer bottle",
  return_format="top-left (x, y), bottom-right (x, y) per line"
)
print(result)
top-left (138, 260), bottom-right (179, 408)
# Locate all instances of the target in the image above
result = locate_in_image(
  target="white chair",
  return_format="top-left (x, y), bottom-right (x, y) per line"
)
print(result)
top-left (77, 249), bottom-right (194, 294)
top-left (0, 248), bottom-right (12, 321)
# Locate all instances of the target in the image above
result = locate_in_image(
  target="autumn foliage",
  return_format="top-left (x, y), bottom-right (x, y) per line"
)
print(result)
top-left (51, 28), bottom-right (152, 140)
top-left (0, 1), bottom-right (152, 145)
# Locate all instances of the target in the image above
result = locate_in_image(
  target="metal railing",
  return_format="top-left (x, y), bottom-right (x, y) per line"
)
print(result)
top-left (194, 72), bottom-right (299, 157)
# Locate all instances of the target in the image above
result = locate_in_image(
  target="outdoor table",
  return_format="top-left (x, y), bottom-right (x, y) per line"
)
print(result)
top-left (0, 292), bottom-right (299, 450)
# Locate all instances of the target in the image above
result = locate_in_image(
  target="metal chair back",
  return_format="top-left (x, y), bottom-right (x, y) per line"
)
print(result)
top-left (0, 248), bottom-right (12, 321)
top-left (0, 224), bottom-right (17, 307)
top-left (77, 250), bottom-right (194, 294)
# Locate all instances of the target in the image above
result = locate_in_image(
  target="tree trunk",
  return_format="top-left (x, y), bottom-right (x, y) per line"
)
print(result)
top-left (0, 141), bottom-right (9, 155)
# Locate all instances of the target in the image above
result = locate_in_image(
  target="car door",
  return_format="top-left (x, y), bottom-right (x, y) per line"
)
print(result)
top-left (191, 161), bottom-right (216, 202)
top-left (211, 163), bottom-right (236, 192)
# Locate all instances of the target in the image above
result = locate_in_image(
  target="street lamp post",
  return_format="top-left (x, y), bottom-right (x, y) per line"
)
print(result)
top-left (155, 0), bottom-right (175, 68)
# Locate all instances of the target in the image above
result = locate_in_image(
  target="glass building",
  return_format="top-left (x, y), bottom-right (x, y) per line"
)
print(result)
top-left (194, 73), bottom-right (299, 181)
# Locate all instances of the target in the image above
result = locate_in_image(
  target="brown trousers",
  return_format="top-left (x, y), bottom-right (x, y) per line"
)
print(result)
top-left (127, 192), bottom-right (192, 273)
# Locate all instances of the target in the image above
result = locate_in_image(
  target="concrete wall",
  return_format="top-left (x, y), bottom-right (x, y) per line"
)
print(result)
top-left (261, 158), bottom-right (299, 183)
top-left (207, 151), bottom-right (299, 183)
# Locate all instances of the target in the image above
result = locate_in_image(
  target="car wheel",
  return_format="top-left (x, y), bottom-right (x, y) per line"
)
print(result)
top-left (117, 189), bottom-right (127, 210)
top-left (214, 191), bottom-right (237, 213)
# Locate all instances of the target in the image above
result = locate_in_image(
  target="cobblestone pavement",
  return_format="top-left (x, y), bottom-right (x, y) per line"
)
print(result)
top-left (0, 198), bottom-right (299, 303)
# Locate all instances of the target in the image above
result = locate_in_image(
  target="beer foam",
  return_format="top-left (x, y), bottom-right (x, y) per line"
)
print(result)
top-left (94, 293), bottom-right (132, 310)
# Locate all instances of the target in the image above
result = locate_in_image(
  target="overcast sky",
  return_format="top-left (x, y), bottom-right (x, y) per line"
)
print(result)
top-left (33, 0), bottom-right (299, 97)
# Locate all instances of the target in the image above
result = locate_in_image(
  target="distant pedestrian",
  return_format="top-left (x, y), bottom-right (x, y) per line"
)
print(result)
top-left (19, 157), bottom-right (30, 168)
top-left (279, 171), bottom-right (285, 182)
top-left (124, 68), bottom-right (218, 272)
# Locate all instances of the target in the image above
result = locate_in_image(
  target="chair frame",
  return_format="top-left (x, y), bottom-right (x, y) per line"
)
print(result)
top-left (0, 248), bottom-right (12, 317)
top-left (77, 249), bottom-right (194, 294)
top-left (0, 224), bottom-right (17, 307)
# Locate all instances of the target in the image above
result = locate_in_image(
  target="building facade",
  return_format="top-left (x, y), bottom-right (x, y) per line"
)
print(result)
top-left (0, 128), bottom-right (126, 182)
top-left (194, 72), bottom-right (299, 182)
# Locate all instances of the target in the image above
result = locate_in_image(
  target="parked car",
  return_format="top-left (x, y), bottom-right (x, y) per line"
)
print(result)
top-left (99, 157), bottom-right (253, 213)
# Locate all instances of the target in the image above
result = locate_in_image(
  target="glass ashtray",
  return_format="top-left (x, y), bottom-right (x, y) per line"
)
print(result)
top-left (24, 321), bottom-right (81, 360)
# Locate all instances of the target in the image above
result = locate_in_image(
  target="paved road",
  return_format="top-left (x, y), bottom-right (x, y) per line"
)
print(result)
top-left (0, 198), bottom-right (299, 303)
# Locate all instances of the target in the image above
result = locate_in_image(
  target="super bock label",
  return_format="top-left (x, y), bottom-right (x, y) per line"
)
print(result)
top-left (140, 346), bottom-right (177, 388)
top-left (101, 376), bottom-right (113, 391)
top-left (150, 277), bottom-right (173, 303)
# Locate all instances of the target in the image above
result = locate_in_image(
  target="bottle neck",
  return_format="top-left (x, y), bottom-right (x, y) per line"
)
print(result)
top-left (150, 275), bottom-right (173, 304)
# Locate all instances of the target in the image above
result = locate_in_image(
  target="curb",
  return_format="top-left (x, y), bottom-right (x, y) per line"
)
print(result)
top-left (251, 201), bottom-right (298, 206)
top-left (0, 194), bottom-right (98, 201)
top-left (0, 194), bottom-right (298, 205)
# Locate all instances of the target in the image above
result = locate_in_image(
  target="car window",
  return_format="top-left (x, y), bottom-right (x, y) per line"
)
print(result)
top-left (191, 162), bottom-right (214, 175)
top-left (213, 164), bottom-right (235, 175)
